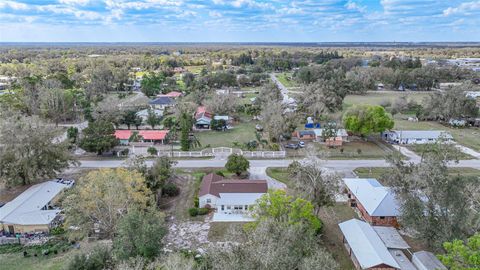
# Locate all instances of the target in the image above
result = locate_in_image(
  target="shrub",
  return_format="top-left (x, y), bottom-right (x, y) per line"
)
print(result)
top-left (189, 208), bottom-right (199, 217)
top-left (215, 170), bottom-right (225, 177)
top-left (120, 148), bottom-right (130, 156)
top-left (50, 226), bottom-right (65, 236)
top-left (66, 244), bottom-right (113, 270)
top-left (147, 147), bottom-right (158, 156)
top-left (270, 143), bottom-right (280, 151)
top-left (162, 183), bottom-right (180, 197)
top-left (197, 208), bottom-right (209, 215)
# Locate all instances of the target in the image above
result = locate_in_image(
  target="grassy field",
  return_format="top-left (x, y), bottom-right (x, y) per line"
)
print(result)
top-left (344, 91), bottom-right (430, 107)
top-left (286, 140), bottom-right (396, 159)
top-left (266, 167), bottom-right (291, 187)
top-left (276, 72), bottom-right (298, 88)
top-left (194, 121), bottom-right (258, 149)
top-left (0, 251), bottom-right (70, 270)
top-left (318, 203), bottom-right (357, 270)
top-left (406, 144), bottom-right (474, 160)
top-left (354, 167), bottom-right (480, 180)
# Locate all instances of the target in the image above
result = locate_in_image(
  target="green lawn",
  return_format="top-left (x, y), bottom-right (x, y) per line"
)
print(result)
top-left (286, 140), bottom-right (397, 159)
top-left (344, 91), bottom-right (430, 108)
top-left (194, 121), bottom-right (258, 149)
top-left (354, 167), bottom-right (480, 180)
top-left (0, 252), bottom-right (69, 270)
top-left (276, 72), bottom-right (298, 88)
top-left (318, 204), bottom-right (357, 270)
top-left (266, 167), bottom-right (291, 187)
top-left (394, 117), bottom-right (480, 151)
top-left (406, 144), bottom-right (474, 160)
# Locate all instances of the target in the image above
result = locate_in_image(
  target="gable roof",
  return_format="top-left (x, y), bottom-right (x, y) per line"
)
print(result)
top-left (0, 180), bottom-right (73, 225)
top-left (343, 178), bottom-right (400, 217)
top-left (339, 219), bottom-right (400, 269)
top-left (199, 173), bottom-right (268, 197)
top-left (162, 91), bottom-right (183, 98)
top-left (149, 96), bottom-right (174, 105)
top-left (412, 251), bottom-right (447, 270)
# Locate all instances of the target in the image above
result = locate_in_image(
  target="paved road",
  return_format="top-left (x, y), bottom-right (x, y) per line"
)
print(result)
top-left (76, 158), bottom-right (480, 170)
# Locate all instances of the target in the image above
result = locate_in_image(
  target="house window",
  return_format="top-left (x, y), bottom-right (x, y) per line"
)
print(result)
top-left (227, 206), bottom-right (231, 210)
top-left (245, 205), bottom-right (248, 210)
top-left (380, 216), bottom-right (385, 219)
top-left (221, 205), bottom-right (224, 211)
top-left (206, 199), bottom-right (211, 203)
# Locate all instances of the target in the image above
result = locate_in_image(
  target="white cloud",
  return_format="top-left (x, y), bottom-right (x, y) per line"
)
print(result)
top-left (209, 10), bottom-right (222, 17)
top-left (58, 0), bottom-right (91, 6)
top-left (443, 1), bottom-right (480, 16)
top-left (0, 1), bottom-right (29, 10)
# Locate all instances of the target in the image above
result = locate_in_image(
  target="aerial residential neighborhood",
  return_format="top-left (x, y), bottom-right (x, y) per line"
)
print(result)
top-left (1, 1), bottom-right (480, 270)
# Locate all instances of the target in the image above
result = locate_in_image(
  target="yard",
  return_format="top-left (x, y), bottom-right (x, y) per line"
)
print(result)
top-left (286, 140), bottom-right (398, 159)
top-left (318, 203), bottom-right (357, 270)
top-left (194, 120), bottom-right (258, 150)
top-left (208, 222), bottom-right (245, 242)
top-left (266, 167), bottom-right (291, 187)
top-left (354, 167), bottom-right (480, 181)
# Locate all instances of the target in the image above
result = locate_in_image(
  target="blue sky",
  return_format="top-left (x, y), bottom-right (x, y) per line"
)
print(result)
top-left (0, 0), bottom-right (479, 42)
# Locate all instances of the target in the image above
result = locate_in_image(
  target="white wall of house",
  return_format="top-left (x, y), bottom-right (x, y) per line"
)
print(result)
top-left (199, 194), bottom-right (219, 208)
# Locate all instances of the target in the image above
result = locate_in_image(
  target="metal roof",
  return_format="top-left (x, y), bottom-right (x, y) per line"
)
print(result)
top-left (339, 219), bottom-right (400, 269)
top-left (373, 226), bottom-right (411, 249)
top-left (343, 178), bottom-right (400, 217)
top-left (412, 251), bottom-right (447, 270)
top-left (0, 180), bottom-right (72, 225)
top-left (389, 130), bottom-right (452, 140)
top-left (149, 96), bottom-right (174, 105)
top-left (313, 128), bottom-right (348, 137)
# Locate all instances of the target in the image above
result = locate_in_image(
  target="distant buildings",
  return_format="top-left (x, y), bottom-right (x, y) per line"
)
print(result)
top-left (382, 130), bottom-right (453, 145)
top-left (0, 179), bottom-right (74, 234)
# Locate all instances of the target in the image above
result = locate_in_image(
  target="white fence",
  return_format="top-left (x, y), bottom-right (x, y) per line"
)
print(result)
top-left (123, 146), bottom-right (286, 158)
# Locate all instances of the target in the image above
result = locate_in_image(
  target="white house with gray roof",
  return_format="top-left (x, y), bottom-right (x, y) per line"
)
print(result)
top-left (382, 130), bottom-right (453, 145)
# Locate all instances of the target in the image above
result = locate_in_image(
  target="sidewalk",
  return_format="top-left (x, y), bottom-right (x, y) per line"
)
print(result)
top-left (454, 144), bottom-right (480, 159)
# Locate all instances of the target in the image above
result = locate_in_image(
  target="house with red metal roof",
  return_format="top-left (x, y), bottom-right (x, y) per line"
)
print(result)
top-left (198, 173), bottom-right (268, 221)
top-left (157, 91), bottom-right (183, 99)
top-left (114, 130), bottom-right (169, 145)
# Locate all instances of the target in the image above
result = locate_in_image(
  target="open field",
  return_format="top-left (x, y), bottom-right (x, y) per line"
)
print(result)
top-left (318, 203), bottom-right (357, 270)
top-left (194, 120), bottom-right (258, 149)
top-left (344, 91), bottom-right (430, 108)
top-left (354, 167), bottom-right (480, 180)
top-left (406, 144), bottom-right (474, 160)
top-left (0, 250), bottom-right (71, 270)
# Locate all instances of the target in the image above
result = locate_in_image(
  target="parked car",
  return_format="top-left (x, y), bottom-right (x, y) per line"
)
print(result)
top-left (298, 141), bottom-right (305, 148)
top-left (285, 143), bottom-right (299, 149)
top-left (255, 124), bottom-right (264, 131)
